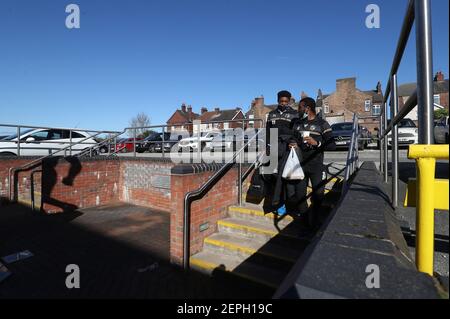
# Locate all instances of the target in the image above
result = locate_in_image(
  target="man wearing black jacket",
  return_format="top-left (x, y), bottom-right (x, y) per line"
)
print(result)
top-left (264, 90), bottom-right (298, 210)
top-left (288, 97), bottom-right (336, 229)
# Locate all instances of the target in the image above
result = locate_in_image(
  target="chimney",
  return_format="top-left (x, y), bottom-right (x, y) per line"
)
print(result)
top-left (376, 81), bottom-right (382, 94)
top-left (336, 77), bottom-right (356, 93)
top-left (201, 107), bottom-right (208, 114)
top-left (300, 91), bottom-right (308, 99)
top-left (255, 95), bottom-right (264, 107)
top-left (187, 105), bottom-right (192, 113)
top-left (181, 103), bottom-right (187, 112)
top-left (214, 107), bottom-right (220, 114)
top-left (317, 89), bottom-right (323, 100)
top-left (434, 71), bottom-right (445, 82)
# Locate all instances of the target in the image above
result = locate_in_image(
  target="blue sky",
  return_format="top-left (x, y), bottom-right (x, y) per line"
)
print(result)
top-left (0, 0), bottom-right (448, 133)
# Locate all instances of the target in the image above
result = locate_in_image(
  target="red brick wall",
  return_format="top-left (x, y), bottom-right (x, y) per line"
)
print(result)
top-left (119, 160), bottom-right (174, 213)
top-left (170, 168), bottom-right (239, 265)
top-left (41, 158), bottom-right (121, 213)
top-left (0, 158), bottom-right (42, 205)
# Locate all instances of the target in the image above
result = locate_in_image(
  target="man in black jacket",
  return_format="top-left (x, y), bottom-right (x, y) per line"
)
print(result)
top-left (288, 97), bottom-right (336, 229)
top-left (264, 90), bottom-right (298, 210)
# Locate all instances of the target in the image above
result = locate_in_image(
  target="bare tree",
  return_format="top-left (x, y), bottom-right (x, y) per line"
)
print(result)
top-left (129, 112), bottom-right (151, 137)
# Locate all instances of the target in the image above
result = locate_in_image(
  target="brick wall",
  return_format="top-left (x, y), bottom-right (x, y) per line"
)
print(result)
top-left (41, 157), bottom-right (121, 213)
top-left (169, 166), bottom-right (240, 265)
top-left (119, 159), bottom-right (174, 213)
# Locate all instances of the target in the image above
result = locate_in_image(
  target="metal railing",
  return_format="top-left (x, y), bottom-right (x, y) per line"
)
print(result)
top-left (377, 0), bottom-right (449, 276)
top-left (342, 114), bottom-right (360, 194)
top-left (182, 128), bottom-right (265, 269)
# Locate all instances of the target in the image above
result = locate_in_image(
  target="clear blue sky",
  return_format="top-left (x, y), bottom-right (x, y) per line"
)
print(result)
top-left (0, 0), bottom-right (448, 133)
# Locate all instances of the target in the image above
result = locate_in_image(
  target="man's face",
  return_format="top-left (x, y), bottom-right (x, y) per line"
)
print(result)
top-left (278, 97), bottom-right (290, 108)
top-left (298, 102), bottom-right (307, 115)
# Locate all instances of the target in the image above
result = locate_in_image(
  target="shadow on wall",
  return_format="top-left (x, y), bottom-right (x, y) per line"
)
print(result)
top-left (41, 156), bottom-right (81, 213)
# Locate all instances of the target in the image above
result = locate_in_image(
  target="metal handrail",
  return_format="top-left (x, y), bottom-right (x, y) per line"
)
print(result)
top-left (8, 131), bottom-right (108, 201)
top-left (378, 0), bottom-right (435, 212)
top-left (343, 114), bottom-right (360, 194)
top-left (182, 129), bottom-right (264, 269)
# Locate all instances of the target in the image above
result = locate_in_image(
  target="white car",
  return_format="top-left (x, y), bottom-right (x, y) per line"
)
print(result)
top-left (387, 118), bottom-right (419, 147)
top-left (177, 131), bottom-right (222, 151)
top-left (0, 128), bottom-right (98, 156)
top-left (434, 116), bottom-right (449, 144)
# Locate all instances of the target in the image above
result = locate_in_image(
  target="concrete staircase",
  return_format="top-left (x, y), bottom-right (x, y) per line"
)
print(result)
top-left (190, 176), bottom-right (343, 290)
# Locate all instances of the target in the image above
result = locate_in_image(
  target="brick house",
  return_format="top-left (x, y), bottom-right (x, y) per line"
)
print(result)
top-left (317, 77), bottom-right (383, 132)
top-left (398, 71), bottom-right (449, 123)
top-left (195, 107), bottom-right (245, 134)
top-left (166, 104), bottom-right (200, 134)
top-left (246, 95), bottom-right (299, 128)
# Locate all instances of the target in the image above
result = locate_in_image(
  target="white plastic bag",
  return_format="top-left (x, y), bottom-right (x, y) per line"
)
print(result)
top-left (282, 148), bottom-right (305, 180)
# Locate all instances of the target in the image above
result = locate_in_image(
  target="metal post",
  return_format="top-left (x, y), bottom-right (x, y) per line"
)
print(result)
top-left (196, 121), bottom-right (201, 163)
top-left (391, 74), bottom-right (400, 208)
top-left (162, 126), bottom-right (166, 158)
top-left (415, 0), bottom-right (434, 145)
top-left (380, 115), bottom-right (384, 173)
top-left (383, 102), bottom-right (389, 182)
top-left (69, 130), bottom-right (72, 156)
top-left (133, 128), bottom-right (137, 158)
top-left (238, 120), bottom-right (244, 206)
top-left (17, 126), bottom-right (21, 157)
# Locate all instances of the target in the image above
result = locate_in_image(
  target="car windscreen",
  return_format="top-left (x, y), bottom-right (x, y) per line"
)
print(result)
top-left (1, 128), bottom-right (34, 140)
top-left (331, 123), bottom-right (353, 131)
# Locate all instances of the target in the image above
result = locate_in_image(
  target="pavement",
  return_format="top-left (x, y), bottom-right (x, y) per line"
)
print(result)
top-left (0, 203), bottom-right (274, 298)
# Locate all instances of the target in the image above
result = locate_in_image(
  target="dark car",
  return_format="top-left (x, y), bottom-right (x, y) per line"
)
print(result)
top-left (331, 122), bottom-right (365, 150)
top-left (137, 132), bottom-right (181, 153)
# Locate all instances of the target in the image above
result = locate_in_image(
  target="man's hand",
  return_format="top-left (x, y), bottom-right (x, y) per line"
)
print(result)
top-left (304, 136), bottom-right (318, 146)
top-left (289, 142), bottom-right (298, 149)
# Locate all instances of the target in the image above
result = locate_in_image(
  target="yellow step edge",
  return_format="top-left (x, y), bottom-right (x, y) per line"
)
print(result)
top-left (204, 237), bottom-right (296, 263)
top-left (190, 257), bottom-right (219, 271)
top-left (229, 206), bottom-right (294, 222)
top-left (218, 220), bottom-right (278, 237)
top-left (190, 256), bottom-right (278, 289)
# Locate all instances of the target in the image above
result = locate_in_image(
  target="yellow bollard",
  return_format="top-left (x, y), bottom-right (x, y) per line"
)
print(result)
top-left (415, 157), bottom-right (436, 276)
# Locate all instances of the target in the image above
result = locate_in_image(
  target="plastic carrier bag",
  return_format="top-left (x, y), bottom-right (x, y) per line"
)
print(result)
top-left (282, 148), bottom-right (305, 180)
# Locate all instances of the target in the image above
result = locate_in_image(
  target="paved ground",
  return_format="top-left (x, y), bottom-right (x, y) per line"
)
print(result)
top-left (0, 203), bottom-right (274, 298)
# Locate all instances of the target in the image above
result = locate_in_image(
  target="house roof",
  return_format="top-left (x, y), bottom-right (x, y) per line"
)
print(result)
top-left (398, 79), bottom-right (449, 97)
top-left (199, 109), bottom-right (243, 122)
top-left (166, 109), bottom-right (200, 124)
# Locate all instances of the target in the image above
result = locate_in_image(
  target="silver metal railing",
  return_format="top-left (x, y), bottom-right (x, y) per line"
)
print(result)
top-left (343, 114), bottom-right (360, 194)
top-left (378, 0), bottom-right (435, 208)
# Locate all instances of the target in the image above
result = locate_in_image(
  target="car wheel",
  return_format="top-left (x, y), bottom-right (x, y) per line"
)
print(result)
top-left (99, 146), bottom-right (107, 154)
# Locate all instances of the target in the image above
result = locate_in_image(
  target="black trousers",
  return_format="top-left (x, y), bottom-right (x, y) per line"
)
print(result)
top-left (285, 165), bottom-right (326, 227)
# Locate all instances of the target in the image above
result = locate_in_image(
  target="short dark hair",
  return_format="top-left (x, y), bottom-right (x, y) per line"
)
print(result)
top-left (277, 90), bottom-right (292, 101)
top-left (300, 97), bottom-right (316, 113)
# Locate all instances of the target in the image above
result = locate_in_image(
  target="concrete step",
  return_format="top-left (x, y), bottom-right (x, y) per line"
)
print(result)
top-left (190, 250), bottom-right (288, 289)
top-left (228, 204), bottom-right (293, 227)
top-left (218, 217), bottom-right (304, 242)
top-left (203, 232), bottom-right (306, 264)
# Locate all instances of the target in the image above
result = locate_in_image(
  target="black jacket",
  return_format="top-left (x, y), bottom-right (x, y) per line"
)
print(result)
top-left (265, 106), bottom-right (298, 159)
top-left (290, 116), bottom-right (336, 171)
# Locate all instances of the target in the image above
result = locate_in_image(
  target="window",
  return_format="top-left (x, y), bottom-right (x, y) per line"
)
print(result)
top-left (365, 100), bottom-right (372, 112)
top-left (372, 105), bottom-right (381, 116)
top-left (29, 130), bottom-right (51, 141)
top-left (324, 103), bottom-right (330, 114)
top-left (434, 94), bottom-right (441, 105)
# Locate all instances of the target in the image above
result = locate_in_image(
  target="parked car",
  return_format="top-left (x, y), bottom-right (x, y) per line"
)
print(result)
top-left (0, 128), bottom-right (98, 156)
top-left (434, 116), bottom-right (449, 144)
top-left (178, 131), bottom-right (222, 151)
top-left (136, 132), bottom-right (181, 153)
top-left (113, 137), bottom-right (143, 153)
top-left (331, 122), bottom-right (365, 150)
top-left (387, 118), bottom-right (418, 147)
